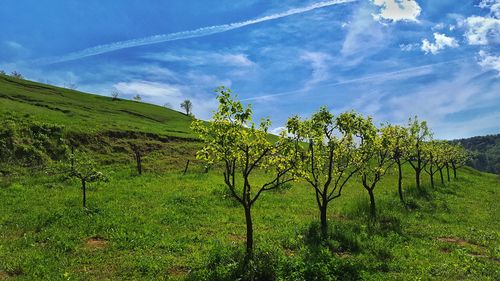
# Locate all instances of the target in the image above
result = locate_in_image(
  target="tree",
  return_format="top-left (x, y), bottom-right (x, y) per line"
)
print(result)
top-left (406, 116), bottom-right (432, 190)
top-left (133, 94), bottom-right (142, 102)
top-left (192, 86), bottom-right (295, 258)
top-left (383, 124), bottom-right (411, 205)
top-left (111, 91), bottom-right (120, 101)
top-left (181, 99), bottom-right (193, 116)
top-left (0, 70), bottom-right (5, 75)
top-left (66, 151), bottom-right (107, 208)
top-left (450, 144), bottom-right (468, 179)
top-left (286, 107), bottom-right (374, 236)
top-left (10, 71), bottom-right (23, 79)
top-left (163, 103), bottom-right (172, 109)
top-left (434, 142), bottom-right (449, 186)
top-left (360, 124), bottom-right (395, 219)
top-left (423, 141), bottom-right (440, 188)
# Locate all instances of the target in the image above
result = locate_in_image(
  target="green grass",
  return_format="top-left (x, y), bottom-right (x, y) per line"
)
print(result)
top-left (0, 75), bottom-right (194, 138)
top-left (1, 76), bottom-right (499, 280)
top-left (1, 160), bottom-right (499, 280)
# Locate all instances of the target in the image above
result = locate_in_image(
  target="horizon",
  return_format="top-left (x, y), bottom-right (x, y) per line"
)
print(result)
top-left (1, 0), bottom-right (499, 139)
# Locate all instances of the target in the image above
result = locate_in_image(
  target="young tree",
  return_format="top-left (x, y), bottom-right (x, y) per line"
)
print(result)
top-left (133, 94), bottom-right (142, 102)
top-left (66, 151), bottom-right (107, 208)
top-left (423, 141), bottom-right (440, 188)
top-left (450, 144), bottom-right (468, 179)
top-left (10, 71), bottom-right (23, 79)
top-left (111, 91), bottom-right (120, 101)
top-left (180, 99), bottom-right (193, 116)
top-left (360, 124), bottom-right (396, 219)
top-left (406, 117), bottom-right (432, 190)
top-left (383, 124), bottom-right (411, 205)
top-left (286, 107), bottom-right (374, 236)
top-left (435, 142), bottom-right (449, 186)
top-left (192, 87), bottom-right (295, 258)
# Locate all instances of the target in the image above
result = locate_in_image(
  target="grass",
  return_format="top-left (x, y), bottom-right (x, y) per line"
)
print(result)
top-left (1, 76), bottom-right (499, 280)
top-left (1, 159), bottom-right (499, 280)
top-left (0, 75), bottom-right (194, 138)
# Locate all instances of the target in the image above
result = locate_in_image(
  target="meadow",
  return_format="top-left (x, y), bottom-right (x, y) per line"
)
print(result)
top-left (0, 75), bottom-right (499, 280)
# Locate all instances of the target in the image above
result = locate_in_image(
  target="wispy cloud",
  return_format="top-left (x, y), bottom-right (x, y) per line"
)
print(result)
top-left (36, 0), bottom-right (357, 65)
top-left (242, 57), bottom-right (468, 101)
top-left (144, 50), bottom-right (255, 67)
top-left (300, 51), bottom-right (333, 89)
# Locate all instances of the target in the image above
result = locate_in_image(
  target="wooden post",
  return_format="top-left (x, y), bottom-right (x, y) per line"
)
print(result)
top-left (183, 160), bottom-right (190, 175)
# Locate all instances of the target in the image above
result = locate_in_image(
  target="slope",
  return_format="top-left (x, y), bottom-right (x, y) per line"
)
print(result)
top-left (0, 74), bottom-right (194, 139)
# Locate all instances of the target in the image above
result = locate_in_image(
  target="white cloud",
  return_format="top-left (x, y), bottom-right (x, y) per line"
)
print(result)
top-left (371, 0), bottom-right (422, 23)
top-left (114, 81), bottom-right (183, 98)
top-left (300, 51), bottom-right (333, 89)
top-left (385, 65), bottom-right (500, 139)
top-left (341, 2), bottom-right (386, 63)
top-left (112, 80), bottom-right (219, 119)
top-left (477, 50), bottom-right (500, 75)
top-left (399, 43), bottom-right (420, 51)
top-left (421, 33), bottom-right (459, 54)
top-left (479, 0), bottom-right (500, 18)
top-left (145, 51), bottom-right (255, 68)
top-left (432, 22), bottom-right (446, 30)
top-left (464, 16), bottom-right (500, 45)
top-left (270, 126), bottom-right (287, 136)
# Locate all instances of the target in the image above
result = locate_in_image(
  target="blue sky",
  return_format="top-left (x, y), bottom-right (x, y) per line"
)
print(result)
top-left (1, 0), bottom-right (499, 139)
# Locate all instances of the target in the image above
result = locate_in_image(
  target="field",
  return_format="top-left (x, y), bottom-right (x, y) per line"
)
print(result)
top-left (1, 76), bottom-right (499, 280)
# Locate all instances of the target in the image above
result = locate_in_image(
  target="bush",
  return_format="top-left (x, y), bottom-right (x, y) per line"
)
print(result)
top-left (0, 113), bottom-right (67, 169)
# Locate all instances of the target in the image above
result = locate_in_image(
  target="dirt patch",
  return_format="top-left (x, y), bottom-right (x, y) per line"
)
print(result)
top-left (84, 237), bottom-right (108, 249)
top-left (436, 237), bottom-right (473, 247)
top-left (228, 234), bottom-right (245, 242)
top-left (168, 265), bottom-right (190, 277)
top-left (0, 271), bottom-right (9, 280)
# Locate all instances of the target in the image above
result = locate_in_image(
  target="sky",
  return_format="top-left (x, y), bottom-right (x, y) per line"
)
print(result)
top-left (1, 0), bottom-right (499, 139)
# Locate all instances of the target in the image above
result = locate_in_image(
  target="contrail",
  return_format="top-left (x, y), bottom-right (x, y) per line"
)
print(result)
top-left (241, 57), bottom-right (471, 102)
top-left (37, 0), bottom-right (356, 65)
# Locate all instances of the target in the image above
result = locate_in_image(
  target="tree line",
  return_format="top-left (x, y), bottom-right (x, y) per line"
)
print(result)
top-left (192, 86), bottom-right (469, 259)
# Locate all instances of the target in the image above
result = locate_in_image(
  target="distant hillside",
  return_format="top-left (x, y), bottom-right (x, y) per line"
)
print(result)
top-left (452, 134), bottom-right (500, 174)
top-left (0, 74), bottom-right (194, 139)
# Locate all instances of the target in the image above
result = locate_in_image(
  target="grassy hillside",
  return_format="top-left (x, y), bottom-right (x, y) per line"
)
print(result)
top-left (1, 159), bottom-right (499, 280)
top-left (0, 76), bottom-right (499, 280)
top-left (0, 75), bottom-right (194, 138)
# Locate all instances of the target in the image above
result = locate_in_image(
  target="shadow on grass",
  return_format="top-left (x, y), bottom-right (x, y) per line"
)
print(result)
top-left (187, 228), bottom-right (362, 281)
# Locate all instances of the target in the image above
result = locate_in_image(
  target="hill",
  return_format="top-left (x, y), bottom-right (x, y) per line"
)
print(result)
top-left (452, 134), bottom-right (500, 174)
top-left (0, 74), bottom-right (194, 138)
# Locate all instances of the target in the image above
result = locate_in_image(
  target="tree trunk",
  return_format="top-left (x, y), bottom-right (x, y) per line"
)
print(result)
top-left (446, 164), bottom-right (450, 182)
top-left (82, 179), bottom-right (86, 208)
top-left (439, 168), bottom-right (444, 185)
top-left (397, 160), bottom-right (405, 205)
top-left (136, 152), bottom-right (142, 175)
top-left (368, 189), bottom-right (376, 219)
top-left (244, 205), bottom-right (253, 258)
top-left (415, 168), bottom-right (421, 190)
top-left (452, 162), bottom-right (457, 179)
top-left (429, 166), bottom-right (434, 188)
top-left (320, 201), bottom-right (328, 237)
